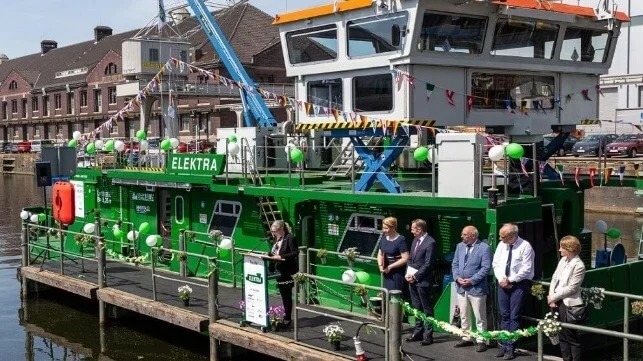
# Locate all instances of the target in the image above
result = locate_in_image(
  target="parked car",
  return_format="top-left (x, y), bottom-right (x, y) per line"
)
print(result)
top-left (571, 134), bottom-right (618, 157)
top-left (543, 134), bottom-right (580, 156)
top-left (187, 139), bottom-right (215, 153)
top-left (17, 141), bottom-right (32, 153)
top-left (30, 139), bottom-right (55, 153)
top-left (4, 142), bottom-right (18, 153)
top-left (605, 133), bottom-right (643, 158)
top-left (0, 142), bottom-right (9, 153)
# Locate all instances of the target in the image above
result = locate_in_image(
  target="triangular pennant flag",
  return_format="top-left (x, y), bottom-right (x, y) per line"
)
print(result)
top-left (581, 89), bottom-right (592, 101)
top-left (604, 167), bottom-right (613, 184)
top-left (589, 167), bottom-right (597, 187)
top-left (313, 105), bottom-right (320, 116)
top-left (306, 103), bottom-right (312, 115)
top-left (596, 84), bottom-right (604, 97)
top-left (407, 75), bottom-right (415, 89)
top-left (466, 95), bottom-right (474, 112)
top-left (520, 157), bottom-right (529, 176)
top-left (401, 123), bottom-right (409, 136)
top-left (446, 90), bottom-right (455, 106)
top-left (575, 167), bottom-right (581, 187)
top-left (619, 165), bottom-right (626, 185)
top-left (556, 164), bottom-right (565, 185)
top-left (371, 119), bottom-right (377, 132)
top-left (426, 83), bottom-right (435, 100)
top-left (392, 121), bottom-right (399, 135)
top-left (332, 109), bottom-right (339, 122)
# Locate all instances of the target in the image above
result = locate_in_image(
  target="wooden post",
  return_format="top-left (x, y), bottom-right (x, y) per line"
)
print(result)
top-left (21, 220), bottom-right (29, 299)
top-left (209, 267), bottom-right (219, 361)
top-left (388, 290), bottom-right (402, 361)
top-left (298, 246), bottom-right (307, 304)
top-left (96, 218), bottom-right (107, 325)
top-left (179, 231), bottom-right (187, 277)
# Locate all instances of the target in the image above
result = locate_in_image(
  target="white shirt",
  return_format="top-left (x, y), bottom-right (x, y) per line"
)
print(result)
top-left (492, 237), bottom-right (535, 283)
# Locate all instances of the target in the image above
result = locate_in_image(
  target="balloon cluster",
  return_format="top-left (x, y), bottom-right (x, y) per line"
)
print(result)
top-left (413, 146), bottom-right (437, 163)
top-left (341, 269), bottom-right (371, 284)
top-left (20, 211), bottom-right (46, 223)
top-left (488, 143), bottom-right (524, 162)
top-left (285, 143), bottom-right (304, 163)
top-left (227, 134), bottom-right (240, 156)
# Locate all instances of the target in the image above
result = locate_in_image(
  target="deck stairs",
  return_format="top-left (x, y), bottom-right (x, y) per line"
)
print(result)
top-left (325, 136), bottom-right (382, 179)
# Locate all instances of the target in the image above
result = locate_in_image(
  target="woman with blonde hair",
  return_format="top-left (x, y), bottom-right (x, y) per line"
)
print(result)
top-left (377, 217), bottom-right (409, 293)
top-left (269, 220), bottom-right (298, 327)
top-left (547, 235), bottom-right (586, 361)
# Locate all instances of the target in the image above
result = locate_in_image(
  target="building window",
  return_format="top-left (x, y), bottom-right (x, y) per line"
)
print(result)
top-left (307, 79), bottom-right (343, 115)
top-left (43, 96), bottom-right (50, 116)
top-left (14, 128), bottom-right (19, 138)
top-left (32, 97), bottom-right (39, 113)
top-left (83, 121), bottom-right (91, 133)
top-left (561, 27), bottom-right (610, 63)
top-left (11, 100), bottom-right (18, 114)
top-left (638, 86), bottom-right (643, 107)
top-left (470, 72), bottom-right (555, 110)
top-left (55, 124), bottom-right (62, 136)
top-left (35, 127), bottom-right (40, 137)
top-left (198, 75), bottom-right (208, 84)
top-left (286, 24), bottom-right (338, 64)
top-left (419, 13), bottom-right (487, 53)
top-left (104, 63), bottom-right (118, 75)
top-left (54, 94), bottom-right (62, 109)
top-left (353, 74), bottom-right (393, 112)
top-left (149, 48), bottom-right (159, 62)
top-left (492, 18), bottom-right (558, 59)
top-left (180, 50), bottom-right (187, 63)
top-left (9, 80), bottom-right (18, 90)
top-left (1, 102), bottom-right (7, 119)
top-left (67, 93), bottom-right (75, 115)
top-left (108, 87), bottom-right (117, 104)
top-left (180, 114), bottom-right (190, 131)
top-left (21, 99), bottom-right (27, 118)
top-left (94, 90), bottom-right (102, 112)
top-left (80, 90), bottom-right (88, 107)
top-left (348, 12), bottom-right (408, 57)
top-left (111, 123), bottom-right (118, 134)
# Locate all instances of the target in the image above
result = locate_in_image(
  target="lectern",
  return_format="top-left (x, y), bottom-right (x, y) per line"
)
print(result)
top-left (240, 252), bottom-right (281, 332)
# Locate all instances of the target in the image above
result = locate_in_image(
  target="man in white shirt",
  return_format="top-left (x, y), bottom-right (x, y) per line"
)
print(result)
top-left (491, 223), bottom-right (535, 360)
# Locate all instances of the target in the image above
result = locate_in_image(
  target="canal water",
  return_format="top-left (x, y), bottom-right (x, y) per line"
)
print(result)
top-left (1, 175), bottom-right (641, 360)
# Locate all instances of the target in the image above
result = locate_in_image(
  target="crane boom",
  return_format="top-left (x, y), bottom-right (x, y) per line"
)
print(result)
top-left (185, 0), bottom-right (277, 127)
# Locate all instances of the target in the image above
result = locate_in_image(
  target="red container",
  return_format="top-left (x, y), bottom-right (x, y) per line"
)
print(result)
top-left (52, 182), bottom-right (75, 225)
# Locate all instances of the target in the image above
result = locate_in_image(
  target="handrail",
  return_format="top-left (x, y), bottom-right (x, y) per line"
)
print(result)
top-left (180, 229), bottom-right (237, 287)
top-left (149, 246), bottom-right (216, 302)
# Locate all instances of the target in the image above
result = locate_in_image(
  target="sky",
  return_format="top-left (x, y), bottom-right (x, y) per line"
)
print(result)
top-left (0, 0), bottom-right (328, 59)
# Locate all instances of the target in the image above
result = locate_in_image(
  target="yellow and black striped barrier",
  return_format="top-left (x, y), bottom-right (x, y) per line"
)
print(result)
top-left (579, 119), bottom-right (602, 125)
top-left (124, 166), bottom-right (164, 172)
top-left (295, 119), bottom-right (436, 131)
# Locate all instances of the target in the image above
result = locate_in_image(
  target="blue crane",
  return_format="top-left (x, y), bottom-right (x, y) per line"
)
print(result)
top-left (185, 0), bottom-right (277, 128)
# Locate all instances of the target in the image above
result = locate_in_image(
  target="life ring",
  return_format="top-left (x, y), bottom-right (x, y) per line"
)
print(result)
top-left (52, 182), bottom-right (75, 225)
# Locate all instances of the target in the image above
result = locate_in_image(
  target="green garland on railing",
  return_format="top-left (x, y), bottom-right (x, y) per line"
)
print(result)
top-left (402, 302), bottom-right (538, 341)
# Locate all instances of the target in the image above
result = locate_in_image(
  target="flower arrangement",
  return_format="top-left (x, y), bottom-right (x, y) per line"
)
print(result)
top-left (631, 301), bottom-right (643, 317)
top-left (530, 283), bottom-right (545, 300)
top-left (355, 285), bottom-right (368, 304)
top-left (538, 312), bottom-right (562, 345)
top-left (74, 233), bottom-right (94, 247)
top-left (323, 323), bottom-right (345, 343)
top-left (292, 272), bottom-right (307, 284)
top-left (209, 229), bottom-right (223, 243)
top-left (317, 248), bottom-right (328, 264)
top-left (178, 285), bottom-right (193, 301)
top-left (342, 247), bottom-right (360, 266)
top-left (105, 249), bottom-right (149, 266)
top-left (267, 305), bottom-right (286, 327)
top-left (582, 287), bottom-right (605, 309)
top-left (239, 300), bottom-right (246, 312)
top-left (178, 251), bottom-right (188, 262)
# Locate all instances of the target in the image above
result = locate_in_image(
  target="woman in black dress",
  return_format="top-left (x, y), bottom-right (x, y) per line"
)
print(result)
top-left (269, 220), bottom-right (298, 326)
top-left (377, 217), bottom-right (409, 292)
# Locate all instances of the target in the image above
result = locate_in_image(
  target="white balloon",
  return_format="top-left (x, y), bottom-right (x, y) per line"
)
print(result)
top-left (227, 142), bottom-right (240, 156)
top-left (20, 210), bottom-right (30, 220)
top-left (284, 143), bottom-right (295, 154)
top-left (139, 140), bottom-right (149, 151)
top-left (342, 269), bottom-right (356, 284)
top-left (83, 223), bottom-right (96, 234)
top-left (30, 214), bottom-right (39, 223)
top-left (73, 131), bottom-right (82, 140)
top-left (170, 138), bottom-right (180, 149)
top-left (488, 145), bottom-right (506, 162)
top-left (427, 145), bottom-right (438, 164)
top-left (95, 139), bottom-right (104, 150)
top-left (218, 237), bottom-right (233, 250)
top-left (114, 140), bottom-right (125, 152)
top-left (595, 220), bottom-right (608, 234)
top-left (127, 230), bottom-right (139, 241)
top-left (145, 234), bottom-right (160, 247)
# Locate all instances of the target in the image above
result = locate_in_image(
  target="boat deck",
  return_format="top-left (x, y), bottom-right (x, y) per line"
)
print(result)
top-left (21, 257), bottom-right (543, 361)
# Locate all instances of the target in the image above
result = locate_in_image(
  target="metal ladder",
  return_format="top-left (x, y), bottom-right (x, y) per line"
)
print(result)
top-left (326, 136), bottom-right (381, 179)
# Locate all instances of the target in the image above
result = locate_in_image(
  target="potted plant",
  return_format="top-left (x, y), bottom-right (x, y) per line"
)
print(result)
top-left (355, 285), bottom-right (368, 305)
top-left (178, 285), bottom-right (193, 306)
top-left (538, 311), bottom-right (562, 345)
top-left (292, 272), bottom-right (307, 285)
top-left (582, 287), bottom-right (605, 309)
top-left (267, 305), bottom-right (286, 330)
top-left (530, 283), bottom-right (545, 301)
top-left (342, 247), bottom-right (360, 268)
top-left (317, 248), bottom-right (328, 265)
top-left (209, 229), bottom-right (223, 243)
top-left (239, 300), bottom-right (246, 317)
top-left (631, 301), bottom-right (643, 318)
top-left (323, 323), bottom-right (345, 351)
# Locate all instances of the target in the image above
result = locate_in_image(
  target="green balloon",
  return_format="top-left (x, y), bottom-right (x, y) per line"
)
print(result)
top-left (413, 146), bottom-right (429, 162)
top-left (355, 271), bottom-right (370, 284)
top-left (290, 148), bottom-right (304, 163)
top-left (161, 139), bottom-right (171, 151)
top-left (38, 213), bottom-right (46, 222)
top-left (139, 222), bottom-right (151, 234)
top-left (113, 228), bottom-right (124, 239)
top-left (217, 248), bottom-right (230, 258)
top-left (104, 140), bottom-right (115, 152)
top-left (607, 228), bottom-right (621, 239)
top-left (68, 139), bottom-right (77, 148)
top-left (86, 143), bottom-right (96, 154)
top-left (136, 129), bottom-right (147, 140)
top-left (505, 143), bottom-right (524, 159)
top-left (227, 134), bottom-right (237, 143)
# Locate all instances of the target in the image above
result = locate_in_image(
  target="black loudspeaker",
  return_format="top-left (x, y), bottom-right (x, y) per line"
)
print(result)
top-left (35, 161), bottom-right (52, 187)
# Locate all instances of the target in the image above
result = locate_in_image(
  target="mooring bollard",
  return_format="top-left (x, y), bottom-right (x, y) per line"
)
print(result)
top-left (298, 246), bottom-right (307, 305)
top-left (388, 290), bottom-right (402, 361)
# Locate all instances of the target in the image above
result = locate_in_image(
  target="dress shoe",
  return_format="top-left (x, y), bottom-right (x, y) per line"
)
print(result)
top-left (476, 343), bottom-right (488, 352)
top-left (503, 350), bottom-right (516, 360)
top-left (454, 340), bottom-right (474, 348)
top-left (405, 334), bottom-right (422, 342)
top-left (420, 337), bottom-right (433, 346)
top-left (494, 348), bottom-right (506, 358)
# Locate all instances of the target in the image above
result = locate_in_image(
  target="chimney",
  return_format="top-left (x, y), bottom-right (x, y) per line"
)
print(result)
top-left (94, 26), bottom-right (113, 43)
top-left (41, 40), bottom-right (57, 55)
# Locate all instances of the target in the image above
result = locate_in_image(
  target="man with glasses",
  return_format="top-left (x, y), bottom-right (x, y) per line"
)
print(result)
top-left (492, 223), bottom-right (534, 360)
top-left (452, 225), bottom-right (492, 352)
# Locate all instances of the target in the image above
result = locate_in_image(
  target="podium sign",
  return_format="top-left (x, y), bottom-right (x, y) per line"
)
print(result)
top-left (243, 253), bottom-right (269, 327)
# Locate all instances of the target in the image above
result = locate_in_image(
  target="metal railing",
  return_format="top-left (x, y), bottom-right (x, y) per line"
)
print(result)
top-left (180, 229), bottom-right (238, 288)
top-left (532, 281), bottom-right (643, 361)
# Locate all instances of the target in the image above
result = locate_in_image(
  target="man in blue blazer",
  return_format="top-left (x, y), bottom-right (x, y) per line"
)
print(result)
top-left (452, 225), bottom-right (492, 352)
top-left (405, 219), bottom-right (437, 345)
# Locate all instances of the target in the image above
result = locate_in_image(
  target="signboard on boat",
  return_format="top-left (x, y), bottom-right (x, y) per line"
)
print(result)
top-left (243, 253), bottom-right (269, 328)
top-left (167, 154), bottom-right (226, 176)
top-left (70, 180), bottom-right (85, 218)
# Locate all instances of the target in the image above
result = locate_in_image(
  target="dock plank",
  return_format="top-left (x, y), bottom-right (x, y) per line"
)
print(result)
top-left (21, 266), bottom-right (98, 299)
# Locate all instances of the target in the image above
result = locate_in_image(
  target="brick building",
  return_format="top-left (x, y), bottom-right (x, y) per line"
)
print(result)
top-left (0, 3), bottom-right (291, 144)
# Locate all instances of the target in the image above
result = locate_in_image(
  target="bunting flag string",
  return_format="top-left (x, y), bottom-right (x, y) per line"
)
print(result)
top-left (581, 89), bottom-right (592, 101)
top-left (446, 90), bottom-right (455, 106)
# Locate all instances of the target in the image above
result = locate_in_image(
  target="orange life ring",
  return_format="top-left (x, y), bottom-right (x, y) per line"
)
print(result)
top-left (52, 182), bottom-right (75, 225)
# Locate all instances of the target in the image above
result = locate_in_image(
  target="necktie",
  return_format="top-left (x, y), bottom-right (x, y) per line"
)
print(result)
top-left (505, 244), bottom-right (513, 277)
top-left (464, 244), bottom-right (473, 264)
top-left (414, 238), bottom-right (422, 255)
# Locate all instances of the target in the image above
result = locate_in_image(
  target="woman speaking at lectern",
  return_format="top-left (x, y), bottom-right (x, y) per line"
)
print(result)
top-left (269, 220), bottom-right (299, 326)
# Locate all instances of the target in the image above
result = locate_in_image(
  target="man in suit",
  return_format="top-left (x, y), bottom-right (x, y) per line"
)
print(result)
top-left (405, 219), bottom-right (437, 345)
top-left (492, 223), bottom-right (535, 360)
top-left (452, 225), bottom-right (492, 352)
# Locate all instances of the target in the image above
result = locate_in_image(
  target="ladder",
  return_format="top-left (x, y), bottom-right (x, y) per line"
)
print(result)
top-left (326, 137), bottom-right (381, 179)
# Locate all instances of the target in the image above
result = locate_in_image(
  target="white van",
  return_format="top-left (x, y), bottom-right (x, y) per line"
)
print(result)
top-left (31, 139), bottom-right (55, 153)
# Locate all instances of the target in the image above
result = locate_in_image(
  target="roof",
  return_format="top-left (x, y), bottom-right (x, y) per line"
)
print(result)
top-left (272, 0), bottom-right (630, 25)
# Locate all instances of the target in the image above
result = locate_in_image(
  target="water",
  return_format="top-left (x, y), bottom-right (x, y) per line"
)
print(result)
top-left (1, 175), bottom-right (641, 360)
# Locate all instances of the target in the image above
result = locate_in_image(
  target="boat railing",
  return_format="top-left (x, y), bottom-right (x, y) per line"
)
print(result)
top-left (529, 281), bottom-right (643, 361)
top-left (99, 217), bottom-right (136, 253)
top-left (149, 246), bottom-right (217, 302)
top-left (180, 229), bottom-right (238, 288)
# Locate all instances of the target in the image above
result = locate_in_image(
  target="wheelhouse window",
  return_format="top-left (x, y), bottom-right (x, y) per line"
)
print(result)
top-left (418, 13), bottom-right (486, 53)
top-left (492, 18), bottom-right (558, 59)
top-left (470, 73), bottom-right (555, 110)
top-left (286, 24), bottom-right (338, 64)
top-left (347, 12), bottom-right (408, 57)
top-left (353, 74), bottom-right (393, 112)
top-left (560, 27), bottom-right (609, 63)
top-left (337, 214), bottom-right (384, 257)
top-left (209, 200), bottom-right (242, 238)
top-left (307, 79), bottom-right (342, 115)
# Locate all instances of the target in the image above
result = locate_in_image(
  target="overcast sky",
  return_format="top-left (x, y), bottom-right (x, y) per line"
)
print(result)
top-left (0, 0), bottom-right (327, 59)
